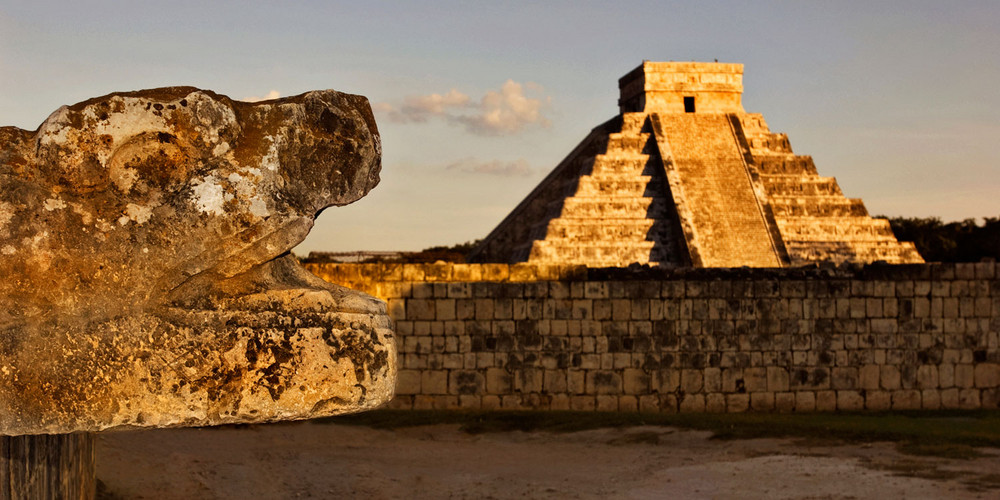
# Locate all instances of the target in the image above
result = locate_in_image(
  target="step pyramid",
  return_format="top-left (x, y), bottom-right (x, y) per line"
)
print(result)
top-left (470, 62), bottom-right (923, 267)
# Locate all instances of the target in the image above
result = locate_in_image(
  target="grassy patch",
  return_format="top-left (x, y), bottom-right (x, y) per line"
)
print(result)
top-left (325, 409), bottom-right (1000, 458)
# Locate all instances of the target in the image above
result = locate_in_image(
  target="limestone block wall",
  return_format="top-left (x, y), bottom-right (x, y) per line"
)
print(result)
top-left (305, 262), bottom-right (1000, 413)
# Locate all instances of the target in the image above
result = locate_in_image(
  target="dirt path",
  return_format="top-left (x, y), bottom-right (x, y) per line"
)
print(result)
top-left (97, 421), bottom-right (1000, 499)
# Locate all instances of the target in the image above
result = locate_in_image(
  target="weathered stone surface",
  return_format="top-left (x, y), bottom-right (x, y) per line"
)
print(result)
top-left (0, 87), bottom-right (394, 435)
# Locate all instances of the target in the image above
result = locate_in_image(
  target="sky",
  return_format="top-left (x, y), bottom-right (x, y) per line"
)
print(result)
top-left (2, 1), bottom-right (998, 255)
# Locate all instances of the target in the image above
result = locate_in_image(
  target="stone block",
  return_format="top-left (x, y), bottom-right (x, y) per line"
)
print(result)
top-left (421, 370), bottom-right (449, 395)
top-left (653, 370), bottom-right (680, 393)
top-left (831, 367), bottom-right (857, 390)
top-left (975, 363), bottom-right (1000, 388)
top-left (458, 395), bottom-right (482, 410)
top-left (500, 395), bottom-right (523, 409)
top-left (407, 299), bottom-right (436, 320)
top-left (485, 368), bottom-right (512, 393)
top-left (816, 391), bottom-right (837, 411)
top-left (681, 369), bottom-right (703, 393)
top-left (550, 394), bottom-right (571, 411)
top-left (865, 391), bottom-right (891, 410)
top-left (659, 394), bottom-right (680, 413)
top-left (775, 392), bottom-right (796, 412)
top-left (767, 367), bottom-right (789, 392)
top-left (914, 364), bottom-right (939, 390)
top-left (586, 371), bottom-right (622, 395)
top-left (921, 390), bottom-right (941, 409)
top-left (880, 366), bottom-right (901, 390)
top-left (955, 364), bottom-right (975, 388)
top-left (706, 394), bottom-right (727, 413)
top-left (481, 395), bottom-right (501, 410)
top-left (410, 282), bottom-right (432, 298)
top-left (623, 368), bottom-right (650, 394)
top-left (959, 389), bottom-right (981, 409)
top-left (679, 394), bottom-right (706, 412)
top-left (836, 390), bottom-right (864, 411)
top-left (858, 365), bottom-right (880, 390)
top-left (795, 392), bottom-right (816, 412)
top-left (722, 368), bottom-right (743, 393)
top-left (982, 388), bottom-right (1000, 409)
top-left (413, 395), bottom-right (435, 410)
top-left (866, 298), bottom-right (883, 317)
top-left (395, 370), bottom-right (422, 395)
top-left (612, 299), bottom-right (632, 321)
top-left (639, 395), bottom-right (660, 413)
top-left (596, 395), bottom-right (619, 411)
top-left (568, 370), bottom-right (586, 394)
top-left (938, 363), bottom-right (955, 388)
top-left (437, 353), bottom-right (455, 370)
top-left (750, 392), bottom-right (775, 412)
top-left (474, 299), bottom-right (494, 320)
top-left (725, 393), bottom-right (750, 413)
top-left (703, 367), bottom-right (721, 393)
top-left (891, 390), bottom-right (921, 410)
top-left (618, 396), bottom-right (638, 412)
top-left (744, 367), bottom-right (767, 393)
top-left (571, 299), bottom-right (593, 320)
top-left (543, 370), bottom-right (568, 394)
top-left (939, 388), bottom-right (960, 409)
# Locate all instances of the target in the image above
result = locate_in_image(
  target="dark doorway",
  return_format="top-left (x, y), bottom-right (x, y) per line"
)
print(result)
top-left (684, 96), bottom-right (695, 113)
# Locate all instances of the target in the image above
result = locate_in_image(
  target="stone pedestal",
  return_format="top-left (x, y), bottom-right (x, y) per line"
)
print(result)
top-left (0, 434), bottom-right (96, 500)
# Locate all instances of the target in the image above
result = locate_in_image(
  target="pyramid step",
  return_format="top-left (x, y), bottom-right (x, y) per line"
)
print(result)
top-left (737, 113), bottom-right (771, 136)
top-left (761, 176), bottom-right (843, 196)
top-left (559, 197), bottom-right (670, 218)
top-left (592, 153), bottom-right (651, 170)
top-left (621, 113), bottom-right (648, 134)
top-left (785, 241), bottom-right (924, 265)
top-left (605, 133), bottom-right (652, 154)
top-left (768, 197), bottom-right (869, 217)
top-left (575, 176), bottom-right (664, 197)
top-left (777, 217), bottom-right (899, 242)
top-left (753, 155), bottom-right (818, 175)
top-left (528, 240), bottom-right (662, 266)
top-left (747, 133), bottom-right (792, 154)
top-left (542, 218), bottom-right (662, 240)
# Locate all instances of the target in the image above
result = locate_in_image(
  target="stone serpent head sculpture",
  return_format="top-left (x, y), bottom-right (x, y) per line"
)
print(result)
top-left (0, 87), bottom-right (395, 434)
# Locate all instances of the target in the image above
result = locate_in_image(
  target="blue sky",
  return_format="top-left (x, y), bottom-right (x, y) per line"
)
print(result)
top-left (2, 1), bottom-right (998, 253)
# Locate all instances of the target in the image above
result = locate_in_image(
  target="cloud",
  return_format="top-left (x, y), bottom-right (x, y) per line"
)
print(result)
top-left (378, 89), bottom-right (470, 123)
top-left (375, 80), bottom-right (550, 136)
top-left (444, 157), bottom-right (536, 177)
top-left (242, 90), bottom-right (281, 102)
top-left (456, 80), bottom-right (551, 135)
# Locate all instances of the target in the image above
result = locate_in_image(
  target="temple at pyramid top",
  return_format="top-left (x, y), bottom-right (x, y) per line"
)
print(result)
top-left (470, 61), bottom-right (923, 267)
top-left (618, 61), bottom-right (746, 114)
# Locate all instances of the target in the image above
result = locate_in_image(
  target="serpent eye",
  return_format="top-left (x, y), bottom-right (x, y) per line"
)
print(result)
top-left (107, 132), bottom-right (191, 193)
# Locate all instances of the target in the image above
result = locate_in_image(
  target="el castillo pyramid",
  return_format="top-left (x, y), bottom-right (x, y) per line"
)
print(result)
top-left (470, 61), bottom-right (923, 267)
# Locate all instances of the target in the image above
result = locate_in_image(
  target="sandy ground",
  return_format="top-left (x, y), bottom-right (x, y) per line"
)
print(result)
top-left (97, 420), bottom-right (1000, 499)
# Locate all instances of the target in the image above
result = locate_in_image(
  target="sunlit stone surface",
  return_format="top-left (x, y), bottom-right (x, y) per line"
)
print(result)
top-left (0, 87), bottom-right (395, 435)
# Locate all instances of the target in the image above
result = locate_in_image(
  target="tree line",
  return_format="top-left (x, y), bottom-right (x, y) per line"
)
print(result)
top-left (885, 217), bottom-right (999, 263)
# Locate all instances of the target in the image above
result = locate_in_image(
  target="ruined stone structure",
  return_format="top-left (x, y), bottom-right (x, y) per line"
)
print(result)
top-left (471, 62), bottom-right (923, 267)
top-left (0, 87), bottom-right (395, 435)
top-left (308, 261), bottom-right (1000, 414)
